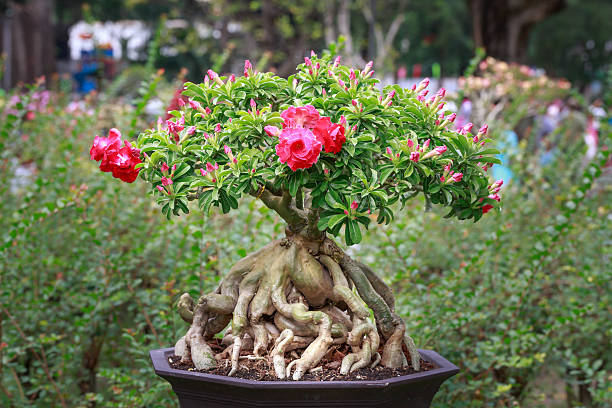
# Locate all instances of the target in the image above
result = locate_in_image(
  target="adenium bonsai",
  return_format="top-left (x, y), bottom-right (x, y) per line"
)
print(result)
top-left (91, 51), bottom-right (502, 381)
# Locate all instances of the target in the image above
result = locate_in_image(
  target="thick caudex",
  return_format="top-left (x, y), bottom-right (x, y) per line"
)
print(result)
top-left (174, 232), bottom-right (420, 380)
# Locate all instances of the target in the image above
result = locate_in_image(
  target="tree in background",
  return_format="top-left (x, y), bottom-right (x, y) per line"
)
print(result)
top-left (527, 0), bottom-right (612, 86)
top-left (469, 0), bottom-right (566, 63)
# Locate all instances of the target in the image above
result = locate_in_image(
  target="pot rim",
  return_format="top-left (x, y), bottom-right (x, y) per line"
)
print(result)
top-left (150, 347), bottom-right (459, 389)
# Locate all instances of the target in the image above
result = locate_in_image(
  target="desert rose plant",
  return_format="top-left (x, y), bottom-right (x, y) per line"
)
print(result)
top-left (90, 52), bottom-right (502, 380)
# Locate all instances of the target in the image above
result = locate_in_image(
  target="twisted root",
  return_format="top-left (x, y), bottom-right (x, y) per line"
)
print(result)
top-left (173, 237), bottom-right (421, 379)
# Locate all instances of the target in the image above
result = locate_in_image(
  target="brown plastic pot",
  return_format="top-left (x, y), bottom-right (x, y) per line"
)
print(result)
top-left (150, 347), bottom-right (458, 408)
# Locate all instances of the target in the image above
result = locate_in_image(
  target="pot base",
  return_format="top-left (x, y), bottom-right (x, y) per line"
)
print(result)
top-left (150, 347), bottom-right (459, 408)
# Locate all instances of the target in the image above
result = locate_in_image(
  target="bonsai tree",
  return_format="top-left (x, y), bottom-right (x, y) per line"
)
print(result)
top-left (90, 52), bottom-right (502, 380)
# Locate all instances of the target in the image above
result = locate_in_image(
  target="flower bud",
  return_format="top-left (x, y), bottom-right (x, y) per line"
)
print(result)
top-left (416, 77), bottom-right (430, 93)
top-left (244, 60), bottom-right (252, 77)
top-left (333, 56), bottom-right (341, 68)
top-left (189, 99), bottom-right (201, 110)
top-left (229, 74), bottom-right (236, 82)
top-left (304, 57), bottom-right (312, 67)
top-left (409, 151), bottom-right (420, 162)
top-left (161, 162), bottom-right (169, 173)
top-left (350, 201), bottom-right (359, 210)
top-left (364, 60), bottom-right (373, 74)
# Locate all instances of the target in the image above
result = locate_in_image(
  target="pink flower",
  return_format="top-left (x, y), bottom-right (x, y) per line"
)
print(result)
top-left (312, 117), bottom-right (346, 154)
top-left (204, 107), bottom-right (212, 115)
top-left (281, 105), bottom-right (320, 129)
top-left (224, 145), bottom-right (232, 155)
top-left (106, 141), bottom-right (142, 183)
top-left (189, 100), bottom-right (201, 110)
top-left (333, 56), bottom-right (341, 68)
top-left (386, 147), bottom-right (393, 157)
top-left (447, 113), bottom-right (457, 123)
top-left (349, 69), bottom-right (356, 81)
top-left (215, 123), bottom-right (222, 133)
top-left (492, 179), bottom-right (504, 189)
top-left (229, 74), bottom-right (236, 82)
top-left (90, 128), bottom-right (121, 161)
top-left (275, 128), bottom-right (322, 171)
top-left (407, 139), bottom-right (414, 149)
top-left (250, 99), bottom-right (256, 109)
top-left (364, 60), bottom-right (373, 74)
top-left (207, 69), bottom-right (218, 80)
top-left (265, 125), bottom-right (282, 137)
top-left (436, 88), bottom-right (447, 98)
top-left (350, 201), bottom-right (358, 210)
top-left (478, 124), bottom-right (488, 135)
top-left (344, 209), bottom-right (349, 215)
top-left (421, 145), bottom-right (447, 160)
top-left (423, 139), bottom-right (430, 149)
top-left (200, 168), bottom-right (207, 177)
top-left (187, 126), bottom-right (196, 135)
top-left (177, 98), bottom-right (186, 107)
top-left (416, 77), bottom-right (430, 92)
top-left (482, 204), bottom-right (494, 214)
top-left (171, 164), bottom-right (176, 172)
top-left (167, 116), bottom-right (185, 141)
top-left (160, 162), bottom-right (169, 173)
top-left (156, 185), bottom-right (165, 193)
top-left (304, 57), bottom-right (312, 67)
top-left (161, 176), bottom-right (173, 186)
top-left (244, 60), bottom-right (252, 77)
top-left (206, 162), bottom-right (215, 173)
top-left (450, 173), bottom-right (463, 182)
top-left (409, 151), bottom-right (420, 162)
top-left (488, 193), bottom-right (501, 202)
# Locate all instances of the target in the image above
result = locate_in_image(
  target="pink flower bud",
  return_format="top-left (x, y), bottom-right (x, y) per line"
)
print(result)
top-left (250, 98), bottom-right (256, 109)
top-left (171, 164), bottom-right (176, 172)
top-left (205, 107), bottom-right (212, 115)
top-left (215, 123), bottom-right (222, 133)
top-left (333, 56), bottom-right (341, 68)
top-left (482, 204), bottom-right (493, 214)
top-left (447, 113), bottom-right (457, 122)
top-left (463, 123), bottom-right (474, 134)
top-left (264, 125), bottom-right (281, 137)
top-left (161, 162), bottom-right (169, 173)
top-left (350, 201), bottom-right (358, 210)
top-left (206, 162), bottom-right (215, 173)
top-left (315, 62), bottom-right (320, 70)
top-left (229, 74), bottom-right (236, 82)
top-left (478, 124), bottom-right (488, 135)
top-left (407, 139), bottom-right (414, 148)
top-left (207, 69), bottom-right (218, 80)
top-left (340, 115), bottom-right (347, 127)
top-left (304, 57), bottom-right (312, 67)
top-left (324, 168), bottom-right (329, 175)
top-left (434, 145), bottom-right (447, 155)
top-left (436, 88), bottom-right (447, 98)
top-left (224, 145), bottom-right (231, 155)
top-left (156, 185), bottom-right (165, 193)
top-left (488, 193), bottom-right (501, 202)
top-left (351, 99), bottom-right (358, 107)
top-left (338, 79), bottom-right (346, 88)
top-left (389, 90), bottom-right (396, 99)
top-left (161, 176), bottom-right (173, 186)
top-left (451, 173), bottom-right (463, 182)
top-left (437, 102), bottom-right (445, 111)
top-left (244, 60), bottom-right (252, 77)
top-left (187, 126), bottom-right (196, 135)
top-left (492, 179), bottom-right (504, 189)
top-left (424, 139), bottom-right (430, 149)
top-left (386, 147), bottom-right (393, 157)
top-left (416, 77), bottom-right (430, 92)
top-left (178, 98), bottom-right (185, 107)
top-left (410, 151), bottom-right (420, 162)
top-left (364, 60), bottom-right (373, 73)
top-left (189, 99), bottom-right (201, 110)
top-left (251, 168), bottom-right (256, 173)
top-left (344, 209), bottom-right (349, 215)
top-left (349, 69), bottom-right (356, 81)
top-left (311, 50), bottom-right (316, 57)
top-left (200, 168), bottom-right (207, 176)
top-left (213, 163), bottom-right (219, 170)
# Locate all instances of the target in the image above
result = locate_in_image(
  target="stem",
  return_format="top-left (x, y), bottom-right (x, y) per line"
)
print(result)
top-left (251, 188), bottom-right (309, 233)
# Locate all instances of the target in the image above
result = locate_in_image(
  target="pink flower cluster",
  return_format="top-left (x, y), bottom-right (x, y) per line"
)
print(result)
top-left (265, 105), bottom-right (346, 171)
top-left (440, 163), bottom-right (463, 184)
top-left (90, 128), bottom-right (141, 183)
top-left (403, 138), bottom-right (448, 162)
top-left (482, 179), bottom-right (503, 214)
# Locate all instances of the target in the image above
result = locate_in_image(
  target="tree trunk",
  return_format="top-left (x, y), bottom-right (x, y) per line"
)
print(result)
top-left (0, 0), bottom-right (56, 88)
top-left (469, 0), bottom-right (566, 62)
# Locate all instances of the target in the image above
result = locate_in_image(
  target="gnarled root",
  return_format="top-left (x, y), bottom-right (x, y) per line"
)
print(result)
top-left (173, 236), bottom-right (421, 379)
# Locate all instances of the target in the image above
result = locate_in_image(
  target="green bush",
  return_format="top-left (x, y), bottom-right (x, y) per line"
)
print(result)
top-left (0, 68), bottom-right (610, 407)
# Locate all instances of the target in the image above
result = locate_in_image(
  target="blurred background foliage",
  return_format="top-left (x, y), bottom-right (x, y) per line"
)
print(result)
top-left (0, 0), bottom-right (611, 407)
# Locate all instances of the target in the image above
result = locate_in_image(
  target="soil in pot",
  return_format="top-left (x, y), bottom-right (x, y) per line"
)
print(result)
top-left (168, 338), bottom-right (434, 382)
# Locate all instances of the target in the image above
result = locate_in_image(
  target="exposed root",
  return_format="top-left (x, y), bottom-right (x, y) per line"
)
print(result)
top-left (174, 236), bottom-right (421, 379)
